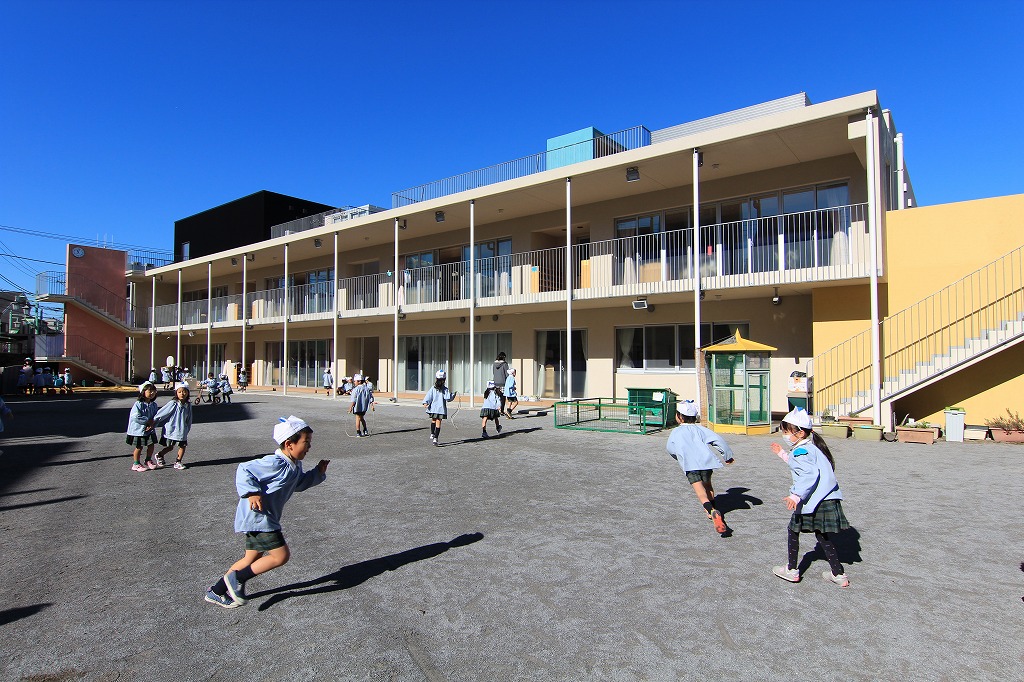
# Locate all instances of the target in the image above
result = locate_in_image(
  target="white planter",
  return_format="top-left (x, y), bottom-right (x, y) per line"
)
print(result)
top-left (963, 425), bottom-right (989, 441)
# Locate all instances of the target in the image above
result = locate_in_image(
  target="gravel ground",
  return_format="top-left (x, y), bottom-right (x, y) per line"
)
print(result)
top-left (0, 390), bottom-right (1021, 681)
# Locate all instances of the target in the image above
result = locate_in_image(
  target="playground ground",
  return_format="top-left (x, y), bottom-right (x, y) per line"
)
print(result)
top-left (0, 390), bottom-right (1020, 681)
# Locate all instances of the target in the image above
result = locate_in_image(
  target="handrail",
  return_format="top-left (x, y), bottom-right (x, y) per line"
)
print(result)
top-left (36, 270), bottom-right (139, 329)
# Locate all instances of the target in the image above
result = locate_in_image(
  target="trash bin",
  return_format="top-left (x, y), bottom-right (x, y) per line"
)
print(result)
top-left (944, 407), bottom-right (966, 442)
top-left (786, 393), bottom-right (808, 412)
top-left (626, 388), bottom-right (678, 427)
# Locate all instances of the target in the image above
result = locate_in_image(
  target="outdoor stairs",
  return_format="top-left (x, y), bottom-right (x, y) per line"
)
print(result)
top-left (34, 353), bottom-right (125, 387)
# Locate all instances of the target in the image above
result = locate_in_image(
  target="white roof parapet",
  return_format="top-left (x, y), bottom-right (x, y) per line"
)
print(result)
top-left (650, 93), bottom-right (811, 145)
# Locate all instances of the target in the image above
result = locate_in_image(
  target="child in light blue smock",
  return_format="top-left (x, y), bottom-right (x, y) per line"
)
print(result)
top-left (126, 382), bottom-right (159, 472)
top-left (348, 374), bottom-right (374, 437)
top-left (479, 381), bottom-right (503, 438)
top-left (665, 400), bottom-right (735, 534)
top-left (203, 415), bottom-right (329, 608)
top-left (423, 369), bottom-right (457, 447)
top-left (0, 397), bottom-right (13, 457)
top-left (771, 407), bottom-right (851, 588)
top-left (153, 382), bottom-right (193, 469)
top-left (219, 374), bottom-right (233, 404)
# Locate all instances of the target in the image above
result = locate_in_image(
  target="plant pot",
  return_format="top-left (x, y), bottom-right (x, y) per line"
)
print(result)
top-left (819, 423), bottom-right (850, 439)
top-left (896, 426), bottom-right (936, 445)
top-left (839, 416), bottom-right (874, 426)
top-left (990, 429), bottom-right (1024, 443)
top-left (963, 425), bottom-right (989, 441)
top-left (851, 424), bottom-right (883, 441)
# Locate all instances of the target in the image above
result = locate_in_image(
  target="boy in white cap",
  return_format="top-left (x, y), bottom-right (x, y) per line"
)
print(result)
top-left (321, 368), bottom-right (334, 394)
top-left (205, 415), bottom-right (329, 608)
top-left (665, 399), bottom-right (735, 534)
top-left (770, 407), bottom-right (850, 587)
top-left (348, 374), bottom-right (374, 437)
top-left (422, 370), bottom-right (457, 446)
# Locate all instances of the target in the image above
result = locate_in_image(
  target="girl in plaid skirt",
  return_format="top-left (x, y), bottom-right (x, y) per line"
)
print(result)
top-left (126, 382), bottom-right (159, 472)
top-left (770, 407), bottom-right (851, 588)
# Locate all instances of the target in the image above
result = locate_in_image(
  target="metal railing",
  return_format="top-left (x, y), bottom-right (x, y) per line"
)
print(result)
top-left (269, 205), bottom-right (387, 239)
top-left (36, 270), bottom-right (138, 329)
top-left (339, 273), bottom-right (392, 312)
top-left (210, 293), bottom-right (244, 323)
top-left (180, 299), bottom-right (207, 326)
top-left (288, 283), bottom-right (335, 317)
top-left (53, 334), bottom-right (125, 380)
top-left (126, 249), bottom-right (173, 271)
top-left (247, 288), bottom-right (286, 321)
top-left (154, 303), bottom-right (178, 328)
top-left (392, 125), bottom-right (652, 208)
top-left (811, 243), bottom-right (1024, 416)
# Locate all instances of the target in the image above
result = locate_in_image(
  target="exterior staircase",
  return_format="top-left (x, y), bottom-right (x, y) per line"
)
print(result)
top-left (36, 271), bottom-right (145, 332)
top-left (811, 244), bottom-right (1024, 420)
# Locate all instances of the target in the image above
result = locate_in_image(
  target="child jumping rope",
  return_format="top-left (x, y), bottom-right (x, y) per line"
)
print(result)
top-left (665, 400), bottom-right (735, 534)
top-left (126, 382), bottom-right (159, 472)
top-left (348, 374), bottom-right (374, 437)
top-left (423, 370), bottom-right (456, 447)
top-left (204, 415), bottom-right (329, 608)
top-left (480, 380), bottom-right (503, 438)
top-left (771, 407), bottom-right (851, 588)
top-left (153, 382), bottom-right (193, 470)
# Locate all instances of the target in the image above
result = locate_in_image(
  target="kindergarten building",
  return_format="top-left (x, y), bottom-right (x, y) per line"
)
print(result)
top-left (38, 91), bottom-right (1024, 428)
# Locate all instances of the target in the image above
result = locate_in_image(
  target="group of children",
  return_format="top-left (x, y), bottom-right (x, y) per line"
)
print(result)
top-left (125, 381), bottom-right (193, 471)
top-left (16, 362), bottom-right (73, 396)
top-left (667, 400), bottom-right (851, 588)
top-left (323, 368), bottom-right (372, 397)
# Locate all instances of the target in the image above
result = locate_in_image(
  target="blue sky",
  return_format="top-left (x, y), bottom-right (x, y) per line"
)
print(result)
top-left (2, 0), bottom-right (1022, 300)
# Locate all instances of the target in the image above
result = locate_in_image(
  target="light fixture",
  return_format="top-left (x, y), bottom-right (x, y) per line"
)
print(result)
top-left (246, 254), bottom-right (255, 262)
top-left (460, 316), bottom-right (466, 323)
top-left (399, 219), bottom-right (408, 230)
top-left (492, 315), bottom-right (498, 321)
top-left (245, 324), bottom-right (254, 330)
top-left (398, 312), bottom-right (406, 320)
top-left (231, 258), bottom-right (238, 266)
top-left (435, 211), bottom-right (445, 223)
top-left (772, 287), bottom-right (782, 306)
top-left (188, 331), bottom-right (195, 337)
top-left (699, 290), bottom-right (706, 301)
top-left (632, 298), bottom-right (648, 310)
top-left (625, 166), bottom-right (640, 182)
top-left (474, 315), bottom-right (481, 322)
top-left (314, 238), bottom-right (322, 248)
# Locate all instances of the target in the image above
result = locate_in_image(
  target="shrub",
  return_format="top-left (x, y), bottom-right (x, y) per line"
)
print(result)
top-left (985, 409), bottom-right (1024, 432)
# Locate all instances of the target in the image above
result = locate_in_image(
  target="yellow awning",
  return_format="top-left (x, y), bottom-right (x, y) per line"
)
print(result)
top-left (703, 330), bottom-right (777, 353)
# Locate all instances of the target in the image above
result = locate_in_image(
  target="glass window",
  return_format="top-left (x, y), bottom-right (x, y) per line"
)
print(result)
top-left (616, 327), bottom-right (644, 369)
top-left (644, 326), bottom-right (676, 369)
top-left (816, 183), bottom-right (849, 208)
top-left (783, 188), bottom-right (815, 214)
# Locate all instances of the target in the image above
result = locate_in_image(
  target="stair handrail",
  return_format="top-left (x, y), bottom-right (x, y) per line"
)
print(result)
top-left (36, 270), bottom-right (140, 329)
top-left (63, 333), bottom-right (125, 381)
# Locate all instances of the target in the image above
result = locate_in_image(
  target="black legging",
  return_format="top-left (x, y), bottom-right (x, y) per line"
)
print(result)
top-left (788, 529), bottom-right (844, 576)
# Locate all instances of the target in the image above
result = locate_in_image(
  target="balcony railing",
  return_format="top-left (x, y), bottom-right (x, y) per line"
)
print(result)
top-left (391, 125), bottom-right (652, 208)
top-left (36, 270), bottom-right (141, 329)
top-left (126, 249), bottom-right (173, 271)
top-left (288, 283), bottom-right (335, 317)
top-left (269, 205), bottom-right (387, 240)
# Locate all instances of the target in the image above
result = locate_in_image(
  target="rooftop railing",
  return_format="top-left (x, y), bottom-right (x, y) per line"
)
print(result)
top-left (391, 125), bottom-right (652, 208)
top-left (269, 205), bottom-right (387, 240)
top-left (126, 249), bottom-right (173, 271)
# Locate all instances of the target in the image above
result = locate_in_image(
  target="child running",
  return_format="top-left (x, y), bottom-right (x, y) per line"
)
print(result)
top-left (503, 368), bottom-right (519, 418)
top-left (204, 415), bottom-right (329, 608)
top-left (348, 374), bottom-right (374, 437)
top-left (153, 382), bottom-right (193, 470)
top-left (322, 368), bottom-right (334, 394)
top-left (422, 370), bottom-right (457, 447)
top-left (665, 400), bottom-right (735, 534)
top-left (480, 380), bottom-right (503, 438)
top-left (771, 407), bottom-right (851, 588)
top-left (126, 381), bottom-right (159, 472)
top-left (219, 374), bottom-right (233, 404)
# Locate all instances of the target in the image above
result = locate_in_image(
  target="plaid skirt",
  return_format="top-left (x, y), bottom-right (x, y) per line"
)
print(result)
top-left (244, 530), bottom-right (286, 552)
top-left (790, 499), bottom-right (850, 534)
top-left (685, 469), bottom-right (713, 485)
top-left (126, 434), bottom-right (157, 448)
top-left (427, 412), bottom-right (447, 420)
top-left (159, 436), bottom-right (188, 448)
top-left (480, 408), bottom-right (501, 420)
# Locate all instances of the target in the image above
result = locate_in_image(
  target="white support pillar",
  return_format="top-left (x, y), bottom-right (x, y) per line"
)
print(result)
top-left (565, 177), bottom-right (572, 399)
top-left (176, 269), bottom-right (182, 375)
top-left (332, 232), bottom-right (339, 401)
top-left (693, 149), bottom-right (702, 398)
top-left (206, 261), bottom-right (212, 378)
top-left (127, 280), bottom-right (135, 380)
top-left (393, 218), bottom-right (399, 402)
top-left (150, 275), bottom-right (156, 372)
top-left (469, 200), bottom-right (476, 407)
top-left (895, 132), bottom-right (906, 210)
top-left (241, 254), bottom-right (248, 385)
top-left (866, 109), bottom-right (883, 426)
top-left (283, 243), bottom-right (289, 396)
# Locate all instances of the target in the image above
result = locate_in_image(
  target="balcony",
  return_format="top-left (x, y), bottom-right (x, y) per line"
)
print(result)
top-left (150, 204), bottom-right (871, 330)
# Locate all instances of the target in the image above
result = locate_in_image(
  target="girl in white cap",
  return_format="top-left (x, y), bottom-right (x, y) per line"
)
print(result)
top-left (665, 399), bottom-right (735, 534)
top-left (503, 368), bottom-right (518, 418)
top-left (152, 382), bottom-right (193, 469)
top-left (770, 407), bottom-right (850, 588)
top-left (204, 415), bottom-right (329, 608)
top-left (348, 374), bottom-right (374, 437)
top-left (422, 370), bottom-right (457, 446)
top-left (479, 380), bottom-right (503, 438)
top-left (126, 382), bottom-right (159, 472)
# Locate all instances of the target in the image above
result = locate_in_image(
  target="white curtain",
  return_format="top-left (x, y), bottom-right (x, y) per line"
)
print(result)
top-left (617, 328), bottom-right (636, 368)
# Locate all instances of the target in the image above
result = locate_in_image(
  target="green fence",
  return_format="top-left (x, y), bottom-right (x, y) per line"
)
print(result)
top-left (553, 398), bottom-right (668, 435)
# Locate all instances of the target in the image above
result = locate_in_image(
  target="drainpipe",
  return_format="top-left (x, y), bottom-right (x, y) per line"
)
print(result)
top-left (469, 200), bottom-right (475, 407)
top-left (332, 232), bottom-right (338, 401)
top-left (565, 177), bottom-right (572, 399)
top-left (896, 132), bottom-right (906, 210)
top-left (693, 148), bottom-right (702, 403)
top-left (393, 218), bottom-right (399, 402)
top-left (206, 261), bottom-right (212, 378)
top-left (866, 109), bottom-right (883, 426)
top-left (283, 243), bottom-right (288, 396)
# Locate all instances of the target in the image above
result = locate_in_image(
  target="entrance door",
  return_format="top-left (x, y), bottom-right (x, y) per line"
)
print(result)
top-left (535, 330), bottom-right (587, 399)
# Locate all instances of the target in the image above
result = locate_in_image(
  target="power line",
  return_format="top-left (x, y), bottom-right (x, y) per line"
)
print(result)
top-left (0, 222), bottom-right (172, 254)
top-left (0, 252), bottom-right (65, 266)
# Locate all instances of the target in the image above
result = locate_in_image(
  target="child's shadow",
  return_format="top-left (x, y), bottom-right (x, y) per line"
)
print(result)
top-left (251, 532), bottom-right (484, 611)
top-left (713, 487), bottom-right (763, 515)
top-left (797, 527), bottom-right (863, 574)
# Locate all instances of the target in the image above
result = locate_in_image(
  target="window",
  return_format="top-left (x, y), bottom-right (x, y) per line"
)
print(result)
top-left (618, 322), bottom-right (749, 371)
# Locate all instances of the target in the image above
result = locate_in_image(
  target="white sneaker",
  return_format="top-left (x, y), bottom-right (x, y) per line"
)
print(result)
top-left (772, 566), bottom-right (801, 583)
top-left (173, 461), bottom-right (187, 470)
top-left (822, 570), bottom-right (850, 588)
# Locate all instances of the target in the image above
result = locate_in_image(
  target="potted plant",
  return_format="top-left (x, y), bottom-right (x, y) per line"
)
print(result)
top-left (963, 424), bottom-right (990, 441)
top-left (985, 410), bottom-right (1024, 443)
top-left (850, 424), bottom-right (884, 441)
top-left (895, 418), bottom-right (937, 445)
top-left (817, 410), bottom-right (850, 439)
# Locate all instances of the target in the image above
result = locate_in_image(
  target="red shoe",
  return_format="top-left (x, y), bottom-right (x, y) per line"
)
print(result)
top-left (710, 509), bottom-right (727, 534)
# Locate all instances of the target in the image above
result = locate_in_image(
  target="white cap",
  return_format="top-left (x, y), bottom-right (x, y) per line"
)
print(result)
top-left (677, 400), bottom-right (700, 417)
top-left (353, 373), bottom-right (363, 381)
top-left (138, 381), bottom-right (155, 393)
top-left (508, 368), bottom-right (516, 375)
top-left (435, 370), bottom-right (446, 379)
top-left (175, 382), bottom-right (189, 390)
top-left (274, 415), bottom-right (310, 445)
top-left (486, 380), bottom-right (495, 388)
top-left (781, 407), bottom-right (812, 431)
